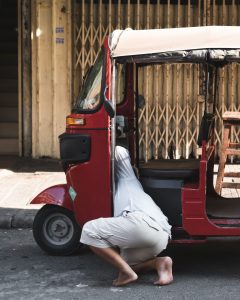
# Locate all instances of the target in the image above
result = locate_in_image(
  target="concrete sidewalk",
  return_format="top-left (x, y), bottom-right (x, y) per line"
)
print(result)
top-left (0, 156), bottom-right (65, 228)
top-left (1, 155), bottom-right (239, 229)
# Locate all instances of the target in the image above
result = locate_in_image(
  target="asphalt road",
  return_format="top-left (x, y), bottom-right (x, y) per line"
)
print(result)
top-left (1, 229), bottom-right (240, 300)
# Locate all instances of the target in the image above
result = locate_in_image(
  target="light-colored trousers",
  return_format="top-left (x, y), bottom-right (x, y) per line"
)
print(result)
top-left (80, 211), bottom-right (169, 265)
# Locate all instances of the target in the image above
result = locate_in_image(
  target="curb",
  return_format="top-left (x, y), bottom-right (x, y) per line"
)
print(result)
top-left (0, 209), bottom-right (38, 229)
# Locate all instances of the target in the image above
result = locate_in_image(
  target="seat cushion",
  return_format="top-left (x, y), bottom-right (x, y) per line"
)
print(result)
top-left (139, 159), bottom-right (200, 180)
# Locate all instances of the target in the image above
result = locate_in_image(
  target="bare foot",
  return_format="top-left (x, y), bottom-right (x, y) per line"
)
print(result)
top-left (113, 269), bottom-right (138, 286)
top-left (154, 256), bottom-right (173, 285)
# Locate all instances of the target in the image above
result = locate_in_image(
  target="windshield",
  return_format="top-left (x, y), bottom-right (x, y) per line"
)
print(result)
top-left (74, 49), bottom-right (105, 112)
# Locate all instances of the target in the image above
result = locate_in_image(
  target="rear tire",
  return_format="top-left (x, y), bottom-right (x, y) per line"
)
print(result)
top-left (33, 205), bottom-right (82, 255)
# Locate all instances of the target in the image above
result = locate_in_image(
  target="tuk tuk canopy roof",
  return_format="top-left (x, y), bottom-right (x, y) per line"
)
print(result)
top-left (109, 26), bottom-right (240, 63)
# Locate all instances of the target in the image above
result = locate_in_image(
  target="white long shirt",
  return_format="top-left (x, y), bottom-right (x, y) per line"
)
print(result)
top-left (114, 146), bottom-right (172, 236)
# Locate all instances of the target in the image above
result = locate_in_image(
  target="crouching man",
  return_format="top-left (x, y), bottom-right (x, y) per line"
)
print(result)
top-left (80, 146), bottom-right (173, 286)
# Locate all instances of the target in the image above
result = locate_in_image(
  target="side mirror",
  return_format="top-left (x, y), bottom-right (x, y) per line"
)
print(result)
top-left (103, 85), bottom-right (115, 118)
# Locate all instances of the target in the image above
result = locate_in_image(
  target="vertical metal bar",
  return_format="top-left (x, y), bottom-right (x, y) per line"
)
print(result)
top-left (111, 59), bottom-right (116, 206)
top-left (108, 0), bottom-right (112, 33)
top-left (177, 0), bottom-right (180, 27)
top-left (232, 0), bottom-right (237, 25)
top-left (117, 0), bottom-right (121, 28)
top-left (176, 64), bottom-right (180, 158)
top-left (99, 0), bottom-right (102, 44)
top-left (135, 65), bottom-right (140, 167)
top-left (213, 0), bottom-right (216, 25)
top-left (164, 0), bottom-right (170, 157)
top-left (147, 0), bottom-right (150, 29)
top-left (220, 66), bottom-right (225, 155)
top-left (230, 64), bottom-right (234, 153)
top-left (154, 0), bottom-right (160, 157)
top-left (188, 0), bottom-right (190, 26)
top-left (143, 0), bottom-right (150, 161)
top-left (221, 0), bottom-right (226, 151)
top-left (186, 65), bottom-right (190, 158)
top-left (204, 64), bottom-right (209, 113)
top-left (69, 0), bottom-right (74, 107)
top-left (81, 0), bottom-right (85, 78)
top-left (207, 0), bottom-right (211, 25)
top-left (155, 65), bottom-right (159, 159)
top-left (198, 0), bottom-right (201, 26)
top-left (196, 64), bottom-right (200, 158)
top-left (145, 65), bottom-right (149, 162)
top-left (167, 0), bottom-right (170, 28)
top-left (90, 0), bottom-right (93, 64)
top-left (165, 64), bottom-right (169, 159)
top-left (127, 0), bottom-right (130, 27)
top-left (137, 0), bottom-right (140, 29)
top-left (156, 0), bottom-right (160, 28)
top-left (203, 0), bottom-right (206, 26)
top-left (231, 65), bottom-right (234, 111)
top-left (223, 0), bottom-right (226, 25)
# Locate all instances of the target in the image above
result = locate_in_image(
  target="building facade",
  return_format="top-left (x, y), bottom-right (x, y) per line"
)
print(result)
top-left (1, 0), bottom-right (240, 159)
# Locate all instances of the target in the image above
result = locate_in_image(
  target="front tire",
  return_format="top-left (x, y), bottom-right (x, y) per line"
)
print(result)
top-left (33, 205), bottom-right (82, 255)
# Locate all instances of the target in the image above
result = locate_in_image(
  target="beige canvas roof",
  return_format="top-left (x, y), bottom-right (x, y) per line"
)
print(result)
top-left (109, 26), bottom-right (240, 58)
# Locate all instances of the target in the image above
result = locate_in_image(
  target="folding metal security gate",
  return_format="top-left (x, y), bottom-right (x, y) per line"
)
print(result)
top-left (73, 0), bottom-right (240, 161)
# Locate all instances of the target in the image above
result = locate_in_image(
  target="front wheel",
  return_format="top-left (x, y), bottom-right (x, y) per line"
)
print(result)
top-left (33, 205), bottom-right (82, 255)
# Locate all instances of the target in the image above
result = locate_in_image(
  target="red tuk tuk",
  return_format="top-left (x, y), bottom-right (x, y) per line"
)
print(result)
top-left (31, 26), bottom-right (240, 255)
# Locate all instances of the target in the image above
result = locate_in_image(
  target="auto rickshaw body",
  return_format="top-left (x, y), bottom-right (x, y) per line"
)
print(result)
top-left (31, 26), bottom-right (240, 255)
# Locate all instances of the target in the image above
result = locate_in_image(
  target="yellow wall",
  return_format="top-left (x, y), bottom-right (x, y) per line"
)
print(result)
top-left (32, 0), bottom-right (72, 158)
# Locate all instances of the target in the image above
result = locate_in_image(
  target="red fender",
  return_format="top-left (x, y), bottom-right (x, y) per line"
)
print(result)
top-left (30, 184), bottom-right (73, 211)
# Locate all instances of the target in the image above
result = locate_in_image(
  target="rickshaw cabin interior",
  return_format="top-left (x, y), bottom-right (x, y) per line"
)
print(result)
top-left (111, 27), bottom-right (240, 236)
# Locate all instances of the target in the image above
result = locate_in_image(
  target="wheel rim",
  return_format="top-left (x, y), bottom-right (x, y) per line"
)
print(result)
top-left (42, 212), bottom-right (75, 246)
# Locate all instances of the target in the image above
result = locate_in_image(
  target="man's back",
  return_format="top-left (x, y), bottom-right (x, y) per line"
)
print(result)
top-left (114, 146), bottom-right (171, 236)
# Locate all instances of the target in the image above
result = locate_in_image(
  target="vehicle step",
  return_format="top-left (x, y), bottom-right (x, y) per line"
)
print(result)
top-left (0, 108), bottom-right (18, 122)
top-left (0, 122), bottom-right (18, 138)
top-left (0, 79), bottom-right (18, 92)
top-left (0, 93), bottom-right (18, 107)
top-left (0, 138), bottom-right (18, 155)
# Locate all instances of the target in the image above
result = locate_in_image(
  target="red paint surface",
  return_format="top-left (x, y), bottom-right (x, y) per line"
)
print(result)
top-left (31, 36), bottom-right (240, 240)
top-left (182, 142), bottom-right (240, 236)
top-left (66, 129), bottom-right (112, 226)
top-left (30, 184), bottom-right (73, 211)
top-left (31, 39), bottom-right (112, 227)
top-left (65, 39), bottom-right (112, 226)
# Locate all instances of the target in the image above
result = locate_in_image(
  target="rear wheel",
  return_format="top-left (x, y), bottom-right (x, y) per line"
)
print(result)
top-left (33, 205), bottom-right (82, 255)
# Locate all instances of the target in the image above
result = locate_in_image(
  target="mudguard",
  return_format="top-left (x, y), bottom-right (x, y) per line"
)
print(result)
top-left (30, 184), bottom-right (73, 211)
